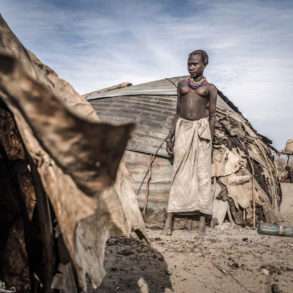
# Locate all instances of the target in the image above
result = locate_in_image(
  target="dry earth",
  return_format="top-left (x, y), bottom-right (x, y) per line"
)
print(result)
top-left (96, 184), bottom-right (293, 293)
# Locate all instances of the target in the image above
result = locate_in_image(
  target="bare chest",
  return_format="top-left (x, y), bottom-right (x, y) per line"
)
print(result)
top-left (180, 84), bottom-right (210, 106)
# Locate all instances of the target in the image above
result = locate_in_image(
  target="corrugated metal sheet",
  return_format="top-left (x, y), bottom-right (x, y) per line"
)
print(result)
top-left (88, 76), bottom-right (235, 157)
top-left (87, 76), bottom-right (232, 111)
top-left (90, 94), bottom-right (174, 157)
top-left (86, 77), bottom-right (179, 99)
top-left (124, 151), bottom-right (171, 209)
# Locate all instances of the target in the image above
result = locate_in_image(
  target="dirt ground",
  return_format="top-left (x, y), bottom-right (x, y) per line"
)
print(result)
top-left (96, 184), bottom-right (293, 293)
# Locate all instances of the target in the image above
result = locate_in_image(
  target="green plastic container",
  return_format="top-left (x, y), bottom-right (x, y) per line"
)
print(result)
top-left (257, 223), bottom-right (293, 237)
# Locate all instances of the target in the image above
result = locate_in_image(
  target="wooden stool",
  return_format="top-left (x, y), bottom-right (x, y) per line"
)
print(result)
top-left (164, 212), bottom-right (208, 235)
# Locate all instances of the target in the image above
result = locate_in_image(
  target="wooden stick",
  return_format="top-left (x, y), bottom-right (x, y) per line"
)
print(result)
top-left (138, 137), bottom-right (168, 218)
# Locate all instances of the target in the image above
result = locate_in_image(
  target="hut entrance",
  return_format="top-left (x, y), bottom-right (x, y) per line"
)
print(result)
top-left (0, 102), bottom-right (46, 292)
top-left (0, 148), bottom-right (33, 292)
top-left (0, 102), bottom-right (77, 293)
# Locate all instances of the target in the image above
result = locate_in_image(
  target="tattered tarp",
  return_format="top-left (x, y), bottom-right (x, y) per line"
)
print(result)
top-left (0, 15), bottom-right (145, 289)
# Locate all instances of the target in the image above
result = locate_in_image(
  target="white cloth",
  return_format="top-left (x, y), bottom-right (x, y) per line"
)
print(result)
top-left (167, 117), bottom-right (213, 215)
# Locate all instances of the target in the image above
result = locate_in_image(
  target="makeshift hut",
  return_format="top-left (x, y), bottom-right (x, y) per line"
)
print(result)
top-left (0, 15), bottom-right (145, 292)
top-left (87, 77), bottom-right (282, 226)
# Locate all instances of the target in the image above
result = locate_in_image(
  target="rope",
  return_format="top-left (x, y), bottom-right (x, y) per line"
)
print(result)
top-left (137, 136), bottom-right (169, 217)
top-left (137, 136), bottom-right (169, 195)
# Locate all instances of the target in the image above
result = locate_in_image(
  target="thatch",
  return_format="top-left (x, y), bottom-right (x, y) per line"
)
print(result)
top-left (87, 77), bottom-right (282, 226)
top-left (0, 15), bottom-right (145, 291)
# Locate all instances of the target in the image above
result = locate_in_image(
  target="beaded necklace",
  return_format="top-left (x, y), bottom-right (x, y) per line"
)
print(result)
top-left (188, 77), bottom-right (207, 89)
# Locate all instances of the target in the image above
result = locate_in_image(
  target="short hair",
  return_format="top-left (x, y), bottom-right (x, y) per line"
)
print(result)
top-left (188, 49), bottom-right (209, 66)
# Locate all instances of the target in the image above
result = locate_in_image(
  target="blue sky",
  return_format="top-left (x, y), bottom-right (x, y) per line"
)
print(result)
top-left (1, 0), bottom-right (292, 149)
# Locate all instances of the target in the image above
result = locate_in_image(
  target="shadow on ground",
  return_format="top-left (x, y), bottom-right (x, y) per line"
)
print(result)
top-left (95, 236), bottom-right (172, 293)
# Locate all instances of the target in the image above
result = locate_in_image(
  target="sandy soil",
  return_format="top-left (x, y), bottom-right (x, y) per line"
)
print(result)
top-left (96, 185), bottom-right (293, 293)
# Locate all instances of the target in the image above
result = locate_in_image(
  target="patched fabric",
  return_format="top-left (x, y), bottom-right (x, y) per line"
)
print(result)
top-left (167, 117), bottom-right (213, 215)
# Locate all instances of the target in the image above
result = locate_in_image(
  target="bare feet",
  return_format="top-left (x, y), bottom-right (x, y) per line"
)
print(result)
top-left (210, 217), bottom-right (218, 228)
top-left (164, 213), bottom-right (173, 236)
top-left (199, 215), bottom-right (206, 234)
